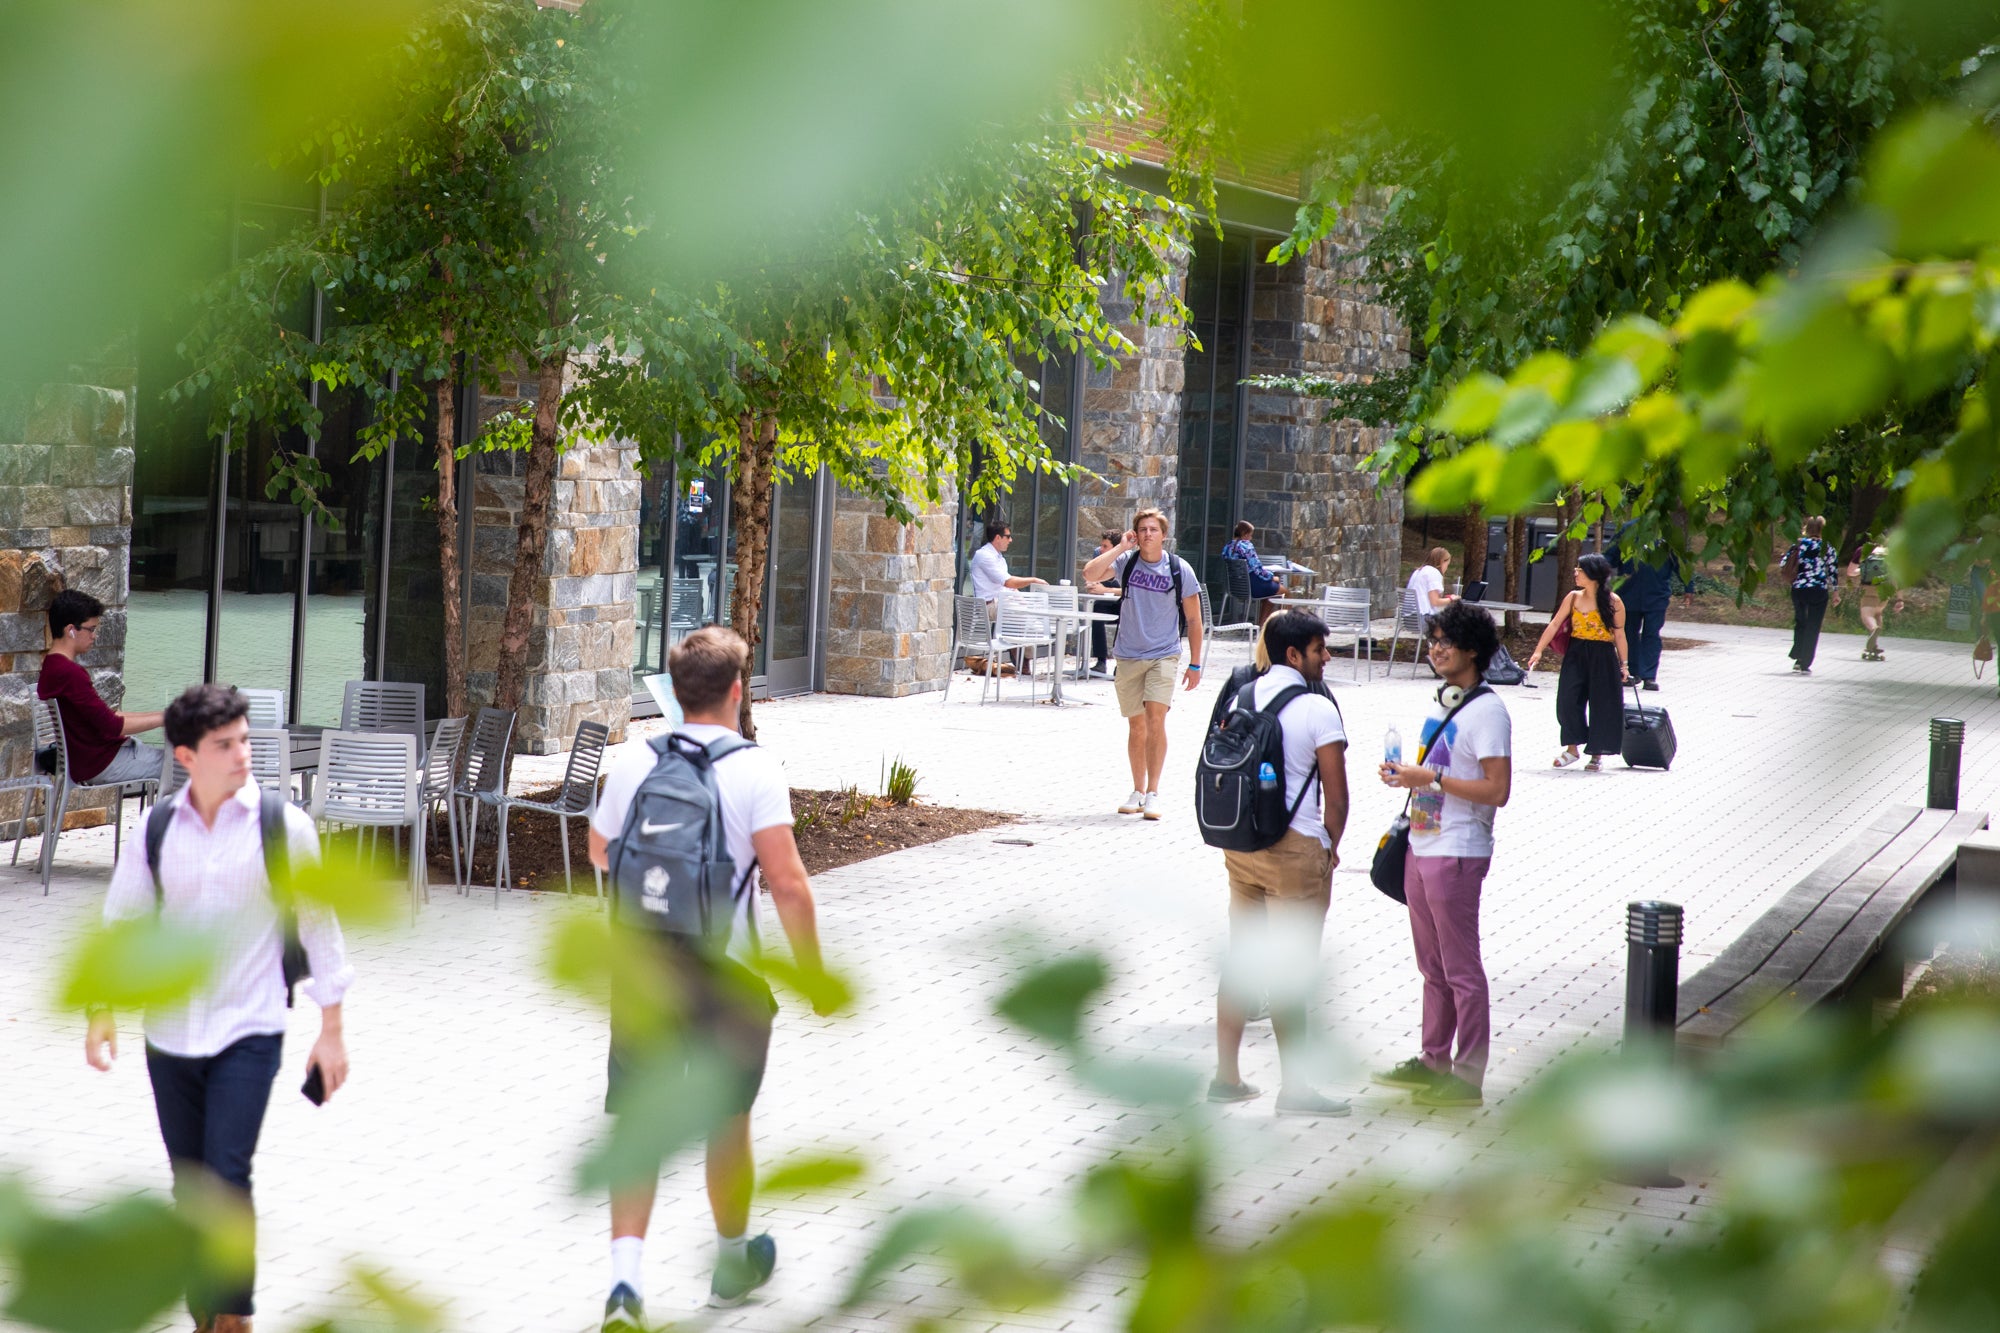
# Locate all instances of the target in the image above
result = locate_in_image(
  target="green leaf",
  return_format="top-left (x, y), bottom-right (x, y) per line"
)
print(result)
top-left (4, 1196), bottom-right (202, 1333)
top-left (1752, 297), bottom-right (1894, 463)
top-left (1487, 385), bottom-right (1559, 448)
top-left (1674, 279), bottom-right (1759, 334)
top-left (1408, 442), bottom-right (1503, 513)
top-left (58, 918), bottom-right (218, 1011)
top-left (996, 954), bottom-right (1108, 1047)
top-left (1507, 350), bottom-right (1574, 397)
top-left (574, 1044), bottom-right (740, 1193)
top-left (1867, 108), bottom-right (2000, 257)
top-left (1430, 372), bottom-right (1507, 437)
top-left (280, 845), bottom-right (405, 927)
top-left (1539, 419), bottom-right (1601, 483)
top-left (841, 1207), bottom-right (1058, 1310)
top-left (759, 1152), bottom-right (868, 1195)
top-left (1590, 316), bottom-right (1675, 388)
top-left (1486, 446), bottom-right (1558, 512)
top-left (1076, 1055), bottom-right (1203, 1107)
top-left (1561, 355), bottom-right (1641, 420)
top-left (758, 951), bottom-right (856, 1017)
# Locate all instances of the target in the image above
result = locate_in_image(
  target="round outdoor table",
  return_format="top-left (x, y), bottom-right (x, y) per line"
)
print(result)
top-left (1023, 602), bottom-right (1121, 704)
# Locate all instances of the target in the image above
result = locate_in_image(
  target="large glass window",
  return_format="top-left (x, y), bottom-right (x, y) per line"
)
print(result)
top-left (298, 389), bottom-right (382, 725)
top-left (955, 351), bottom-right (1080, 591)
top-left (125, 320), bottom-right (217, 716)
top-left (1177, 233), bottom-right (1254, 586)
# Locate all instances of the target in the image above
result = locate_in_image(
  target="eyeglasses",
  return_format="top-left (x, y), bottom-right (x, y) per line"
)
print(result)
top-left (1426, 637), bottom-right (1455, 653)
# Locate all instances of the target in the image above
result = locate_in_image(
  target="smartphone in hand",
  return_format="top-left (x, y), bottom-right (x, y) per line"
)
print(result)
top-left (302, 1062), bottom-right (326, 1106)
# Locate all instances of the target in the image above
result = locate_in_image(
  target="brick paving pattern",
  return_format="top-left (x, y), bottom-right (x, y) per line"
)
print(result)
top-left (4, 619), bottom-right (1999, 1331)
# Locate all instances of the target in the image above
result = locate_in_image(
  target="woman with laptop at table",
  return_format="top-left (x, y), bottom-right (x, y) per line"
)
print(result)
top-left (1220, 521), bottom-right (1283, 625)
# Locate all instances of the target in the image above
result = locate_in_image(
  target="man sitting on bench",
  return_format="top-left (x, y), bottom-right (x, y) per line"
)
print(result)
top-left (37, 589), bottom-right (165, 785)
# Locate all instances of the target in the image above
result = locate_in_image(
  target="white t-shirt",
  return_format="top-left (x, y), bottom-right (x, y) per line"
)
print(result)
top-left (1406, 564), bottom-right (1445, 615)
top-left (1407, 689), bottom-right (1512, 858)
top-left (1243, 665), bottom-right (1347, 848)
top-left (969, 543), bottom-right (1012, 602)
top-left (592, 723), bottom-right (794, 961)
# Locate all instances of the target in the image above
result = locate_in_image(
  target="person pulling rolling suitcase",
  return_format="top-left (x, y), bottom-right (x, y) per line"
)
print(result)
top-left (1620, 681), bottom-right (1676, 770)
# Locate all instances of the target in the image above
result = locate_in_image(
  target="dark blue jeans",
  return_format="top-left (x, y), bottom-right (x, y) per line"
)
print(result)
top-left (146, 1033), bottom-right (283, 1319)
top-left (1627, 602), bottom-right (1667, 682)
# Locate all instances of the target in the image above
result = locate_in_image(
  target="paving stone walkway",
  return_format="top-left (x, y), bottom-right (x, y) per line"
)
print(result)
top-left (5, 618), bottom-right (1999, 1331)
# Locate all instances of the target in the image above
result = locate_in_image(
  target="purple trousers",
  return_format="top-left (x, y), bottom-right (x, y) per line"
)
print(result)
top-left (1403, 853), bottom-right (1492, 1084)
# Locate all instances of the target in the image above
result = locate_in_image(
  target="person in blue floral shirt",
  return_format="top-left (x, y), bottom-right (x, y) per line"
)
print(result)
top-left (1220, 521), bottom-right (1282, 624)
top-left (1781, 515), bottom-right (1840, 674)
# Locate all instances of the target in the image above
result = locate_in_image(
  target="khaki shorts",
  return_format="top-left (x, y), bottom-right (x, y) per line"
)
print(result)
top-left (1221, 830), bottom-right (1333, 1000)
top-left (1223, 829), bottom-right (1334, 915)
top-left (1114, 656), bottom-right (1179, 716)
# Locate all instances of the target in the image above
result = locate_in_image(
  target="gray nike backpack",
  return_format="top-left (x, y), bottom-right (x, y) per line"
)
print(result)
top-left (607, 732), bottom-right (757, 946)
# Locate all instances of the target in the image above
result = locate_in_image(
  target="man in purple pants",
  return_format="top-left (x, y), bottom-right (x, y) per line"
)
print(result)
top-left (1377, 601), bottom-right (1513, 1108)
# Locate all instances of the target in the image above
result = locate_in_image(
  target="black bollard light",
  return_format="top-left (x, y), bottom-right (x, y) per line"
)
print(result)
top-left (1612, 901), bottom-right (1685, 1190)
top-left (1929, 718), bottom-right (1966, 811)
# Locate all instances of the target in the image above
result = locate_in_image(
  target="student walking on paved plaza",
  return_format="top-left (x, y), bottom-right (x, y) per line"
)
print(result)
top-left (38, 588), bottom-right (167, 785)
top-left (1081, 509), bottom-right (1205, 821)
top-left (1527, 553), bottom-right (1629, 771)
top-left (1780, 515), bottom-right (1840, 673)
top-left (1845, 540), bottom-right (1902, 662)
top-left (1613, 528), bottom-right (1676, 690)
top-left (1377, 602), bottom-right (1513, 1109)
top-left (589, 626), bottom-right (834, 1326)
top-left (1206, 611), bottom-right (1352, 1117)
top-left (85, 684), bottom-right (353, 1333)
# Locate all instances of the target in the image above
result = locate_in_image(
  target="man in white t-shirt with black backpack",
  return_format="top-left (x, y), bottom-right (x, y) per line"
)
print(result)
top-left (1195, 610), bottom-right (1351, 1117)
top-left (587, 626), bottom-right (834, 1327)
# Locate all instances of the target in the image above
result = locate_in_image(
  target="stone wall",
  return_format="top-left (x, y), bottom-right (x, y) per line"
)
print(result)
top-left (1239, 227), bottom-right (1409, 609)
top-left (1073, 255), bottom-right (1193, 565)
top-left (0, 379), bottom-right (136, 830)
top-left (823, 480), bottom-right (956, 698)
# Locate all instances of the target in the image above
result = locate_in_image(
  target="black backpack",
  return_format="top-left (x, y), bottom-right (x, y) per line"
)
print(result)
top-left (146, 789), bottom-right (311, 1007)
top-left (607, 732), bottom-right (758, 948)
top-left (1194, 683), bottom-right (1318, 852)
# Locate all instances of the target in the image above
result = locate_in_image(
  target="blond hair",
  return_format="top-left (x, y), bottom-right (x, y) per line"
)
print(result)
top-left (1253, 619), bottom-right (1273, 671)
top-left (1132, 508), bottom-right (1168, 537)
top-left (1803, 515), bottom-right (1826, 537)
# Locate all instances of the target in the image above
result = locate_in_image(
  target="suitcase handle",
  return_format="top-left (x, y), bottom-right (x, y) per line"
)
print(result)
top-left (1629, 681), bottom-right (1646, 711)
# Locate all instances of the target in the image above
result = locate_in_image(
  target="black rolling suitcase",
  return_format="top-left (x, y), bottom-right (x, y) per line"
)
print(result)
top-left (1621, 682), bottom-right (1676, 770)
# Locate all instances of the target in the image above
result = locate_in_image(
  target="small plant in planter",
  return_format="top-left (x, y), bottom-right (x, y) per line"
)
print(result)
top-left (882, 756), bottom-right (919, 806)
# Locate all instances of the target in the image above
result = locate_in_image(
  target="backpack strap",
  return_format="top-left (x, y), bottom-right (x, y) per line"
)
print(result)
top-left (1232, 682), bottom-right (1322, 822)
top-left (144, 796), bottom-right (176, 905)
top-left (259, 789), bottom-right (290, 900)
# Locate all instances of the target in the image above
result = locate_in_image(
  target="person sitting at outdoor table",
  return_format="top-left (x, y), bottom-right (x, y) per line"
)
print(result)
top-left (1084, 530), bottom-right (1123, 679)
top-left (1220, 521), bottom-right (1281, 624)
top-left (37, 589), bottom-right (166, 785)
top-left (1406, 547), bottom-right (1457, 630)
top-left (968, 518), bottom-right (1047, 605)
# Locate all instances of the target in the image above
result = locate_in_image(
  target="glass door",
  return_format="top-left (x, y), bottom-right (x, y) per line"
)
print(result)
top-left (759, 472), bottom-right (821, 696)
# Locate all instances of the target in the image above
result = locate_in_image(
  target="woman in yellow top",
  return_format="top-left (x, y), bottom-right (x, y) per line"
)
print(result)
top-left (1526, 552), bottom-right (1630, 770)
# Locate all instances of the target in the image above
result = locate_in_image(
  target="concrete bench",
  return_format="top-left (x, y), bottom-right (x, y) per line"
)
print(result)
top-left (1676, 804), bottom-right (1990, 1050)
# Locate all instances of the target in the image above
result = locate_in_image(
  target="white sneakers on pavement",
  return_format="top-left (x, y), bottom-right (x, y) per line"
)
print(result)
top-left (1118, 790), bottom-right (1146, 814)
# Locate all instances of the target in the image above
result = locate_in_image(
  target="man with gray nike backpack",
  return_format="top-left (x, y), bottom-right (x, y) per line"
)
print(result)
top-left (1198, 611), bottom-right (1351, 1118)
top-left (587, 626), bottom-right (831, 1327)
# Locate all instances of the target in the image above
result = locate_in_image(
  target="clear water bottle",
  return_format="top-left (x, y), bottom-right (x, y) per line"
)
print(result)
top-left (1384, 725), bottom-right (1402, 766)
top-left (1257, 761), bottom-right (1278, 793)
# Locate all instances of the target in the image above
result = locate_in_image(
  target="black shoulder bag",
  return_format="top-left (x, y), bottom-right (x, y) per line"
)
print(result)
top-left (1369, 685), bottom-right (1491, 905)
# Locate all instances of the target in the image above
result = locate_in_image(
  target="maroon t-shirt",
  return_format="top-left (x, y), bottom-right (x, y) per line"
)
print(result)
top-left (36, 653), bottom-right (126, 782)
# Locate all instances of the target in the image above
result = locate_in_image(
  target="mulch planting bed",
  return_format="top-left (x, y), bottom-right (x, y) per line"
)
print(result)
top-left (432, 784), bottom-right (1013, 892)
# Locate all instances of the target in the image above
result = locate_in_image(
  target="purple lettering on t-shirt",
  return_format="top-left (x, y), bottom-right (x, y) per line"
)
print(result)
top-left (1125, 568), bottom-right (1178, 594)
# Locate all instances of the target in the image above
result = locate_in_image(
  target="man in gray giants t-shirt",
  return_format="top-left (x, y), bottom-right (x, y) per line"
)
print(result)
top-left (1081, 509), bottom-right (1205, 821)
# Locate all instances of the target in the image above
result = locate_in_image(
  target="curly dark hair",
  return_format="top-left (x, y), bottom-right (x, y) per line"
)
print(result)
top-left (1430, 600), bottom-right (1501, 675)
top-left (163, 684), bottom-right (250, 751)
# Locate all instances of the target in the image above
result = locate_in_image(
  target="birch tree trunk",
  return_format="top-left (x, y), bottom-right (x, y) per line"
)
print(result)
top-left (492, 354), bottom-right (567, 718)
top-left (728, 405), bottom-right (778, 739)
top-left (434, 367), bottom-right (467, 720)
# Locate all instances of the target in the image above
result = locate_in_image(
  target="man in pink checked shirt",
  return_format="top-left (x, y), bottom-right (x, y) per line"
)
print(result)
top-left (85, 683), bottom-right (354, 1333)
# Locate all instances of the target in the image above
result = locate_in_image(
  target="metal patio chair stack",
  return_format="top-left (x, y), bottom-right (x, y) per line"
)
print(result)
top-left (311, 730), bottom-right (422, 906)
top-left (452, 707), bottom-right (516, 893)
top-left (478, 720), bottom-right (609, 901)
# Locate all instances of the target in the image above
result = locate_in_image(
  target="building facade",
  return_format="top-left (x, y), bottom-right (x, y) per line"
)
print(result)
top-left (0, 184), bottom-right (1407, 783)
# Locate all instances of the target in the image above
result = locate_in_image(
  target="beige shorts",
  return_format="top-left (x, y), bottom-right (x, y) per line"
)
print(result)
top-left (1114, 656), bottom-right (1179, 716)
top-left (1223, 829), bottom-right (1335, 914)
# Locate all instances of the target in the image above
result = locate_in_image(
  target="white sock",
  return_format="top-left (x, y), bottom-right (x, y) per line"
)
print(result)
top-left (610, 1236), bottom-right (644, 1294)
top-left (717, 1232), bottom-right (749, 1263)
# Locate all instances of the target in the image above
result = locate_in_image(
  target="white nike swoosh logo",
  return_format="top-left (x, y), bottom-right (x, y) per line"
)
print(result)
top-left (640, 820), bottom-right (685, 835)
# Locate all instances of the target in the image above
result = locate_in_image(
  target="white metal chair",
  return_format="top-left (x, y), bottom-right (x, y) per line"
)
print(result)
top-left (238, 687), bottom-right (286, 729)
top-left (453, 707), bottom-right (516, 892)
top-left (993, 592), bottom-right (1057, 704)
top-left (945, 595), bottom-right (992, 704)
top-left (247, 727), bottom-right (292, 799)
top-left (311, 730), bottom-right (422, 905)
top-left (1202, 580), bottom-right (1255, 640)
top-left (340, 680), bottom-right (426, 749)
top-left (1385, 587), bottom-right (1431, 677)
top-left (1317, 588), bottom-right (1374, 684)
top-left (2, 770), bottom-right (56, 892)
top-left (479, 720), bottom-right (609, 900)
top-left (416, 716), bottom-right (469, 903)
top-left (33, 699), bottom-right (155, 880)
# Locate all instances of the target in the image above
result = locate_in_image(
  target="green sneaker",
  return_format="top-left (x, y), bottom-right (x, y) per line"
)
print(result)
top-left (709, 1234), bottom-right (776, 1308)
top-left (1411, 1072), bottom-right (1484, 1107)
top-left (1373, 1057), bottom-right (1442, 1091)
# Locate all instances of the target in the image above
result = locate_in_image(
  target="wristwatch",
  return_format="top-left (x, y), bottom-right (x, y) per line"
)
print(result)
top-left (1425, 770), bottom-right (1445, 794)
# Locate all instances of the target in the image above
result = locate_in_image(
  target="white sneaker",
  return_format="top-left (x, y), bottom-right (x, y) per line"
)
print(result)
top-left (1142, 791), bottom-right (1162, 821)
top-left (1118, 789), bottom-right (1146, 815)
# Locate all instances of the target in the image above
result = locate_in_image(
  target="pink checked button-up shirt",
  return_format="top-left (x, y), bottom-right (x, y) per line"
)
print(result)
top-left (104, 782), bottom-right (354, 1058)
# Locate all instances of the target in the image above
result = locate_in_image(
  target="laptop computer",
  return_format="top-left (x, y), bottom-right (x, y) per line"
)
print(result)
top-left (1462, 580), bottom-right (1488, 602)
